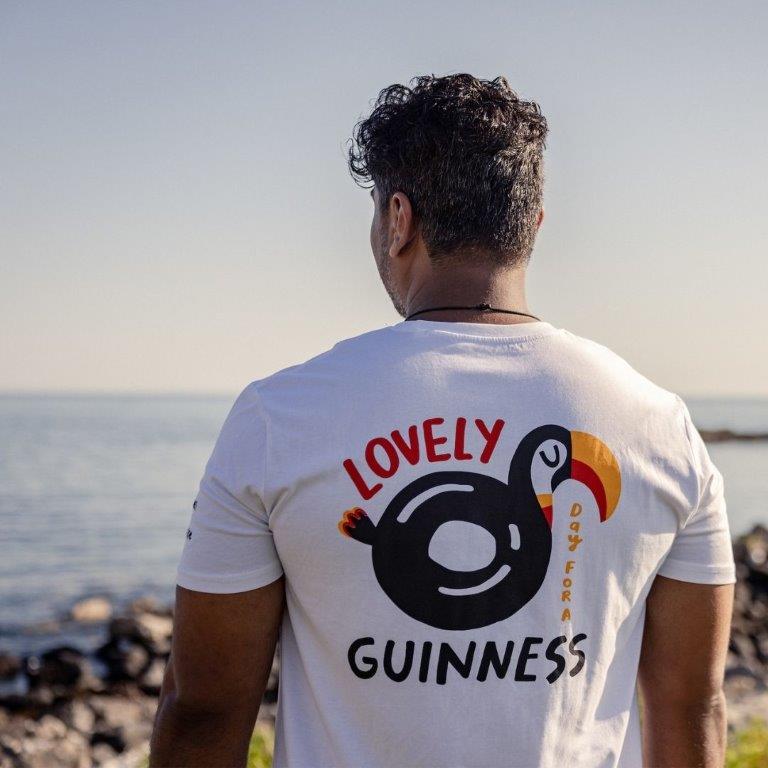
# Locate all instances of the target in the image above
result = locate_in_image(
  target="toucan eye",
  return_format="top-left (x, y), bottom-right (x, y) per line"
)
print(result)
top-left (539, 443), bottom-right (561, 468)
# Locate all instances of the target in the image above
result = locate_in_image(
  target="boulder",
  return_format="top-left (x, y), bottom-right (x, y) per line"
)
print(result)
top-left (109, 613), bottom-right (173, 656)
top-left (53, 699), bottom-right (96, 734)
top-left (70, 597), bottom-right (113, 624)
top-left (96, 638), bottom-right (151, 681)
top-left (25, 647), bottom-right (97, 693)
top-left (139, 658), bottom-right (166, 696)
top-left (0, 651), bottom-right (21, 680)
top-left (90, 694), bottom-right (155, 752)
top-left (89, 742), bottom-right (118, 767)
top-left (0, 715), bottom-right (90, 768)
top-left (126, 595), bottom-right (172, 617)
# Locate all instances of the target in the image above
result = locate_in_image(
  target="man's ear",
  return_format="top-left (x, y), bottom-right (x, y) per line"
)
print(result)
top-left (536, 207), bottom-right (545, 230)
top-left (387, 192), bottom-right (418, 259)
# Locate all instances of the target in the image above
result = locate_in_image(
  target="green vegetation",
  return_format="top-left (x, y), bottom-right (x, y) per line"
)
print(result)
top-left (726, 717), bottom-right (768, 768)
top-left (247, 724), bottom-right (274, 768)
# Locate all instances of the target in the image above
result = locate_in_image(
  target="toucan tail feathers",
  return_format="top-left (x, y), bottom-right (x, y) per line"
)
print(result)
top-left (338, 507), bottom-right (376, 545)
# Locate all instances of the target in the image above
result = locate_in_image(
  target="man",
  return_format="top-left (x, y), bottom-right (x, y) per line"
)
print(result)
top-left (150, 74), bottom-right (736, 767)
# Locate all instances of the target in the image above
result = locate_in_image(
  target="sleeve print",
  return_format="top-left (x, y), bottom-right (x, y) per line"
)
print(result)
top-left (175, 386), bottom-right (284, 593)
top-left (657, 397), bottom-right (737, 585)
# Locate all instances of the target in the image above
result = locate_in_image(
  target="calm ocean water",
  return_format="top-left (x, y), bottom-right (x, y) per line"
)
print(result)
top-left (0, 394), bottom-right (766, 647)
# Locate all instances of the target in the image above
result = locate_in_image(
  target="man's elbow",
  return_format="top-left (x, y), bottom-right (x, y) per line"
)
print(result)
top-left (150, 688), bottom-right (255, 767)
top-left (642, 681), bottom-right (728, 729)
top-left (156, 687), bottom-right (246, 728)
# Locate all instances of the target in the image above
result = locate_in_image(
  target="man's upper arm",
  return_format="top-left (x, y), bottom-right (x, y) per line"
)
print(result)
top-left (640, 397), bottom-right (736, 705)
top-left (168, 580), bottom-right (285, 714)
top-left (168, 384), bottom-right (287, 711)
top-left (639, 574), bottom-right (733, 705)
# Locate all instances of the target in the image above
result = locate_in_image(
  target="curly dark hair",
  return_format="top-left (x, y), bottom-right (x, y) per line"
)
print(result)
top-left (348, 73), bottom-right (548, 266)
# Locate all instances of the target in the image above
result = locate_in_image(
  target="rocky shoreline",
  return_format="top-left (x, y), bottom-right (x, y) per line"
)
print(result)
top-left (2, 526), bottom-right (768, 768)
top-left (700, 429), bottom-right (768, 443)
top-left (0, 596), bottom-right (276, 768)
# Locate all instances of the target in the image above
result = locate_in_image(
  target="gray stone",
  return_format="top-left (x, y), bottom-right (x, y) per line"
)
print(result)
top-left (90, 742), bottom-right (118, 766)
top-left (54, 699), bottom-right (96, 734)
top-left (140, 658), bottom-right (166, 695)
top-left (90, 695), bottom-right (154, 750)
top-left (3, 715), bottom-right (90, 768)
top-left (109, 613), bottom-right (173, 656)
top-left (70, 597), bottom-right (113, 623)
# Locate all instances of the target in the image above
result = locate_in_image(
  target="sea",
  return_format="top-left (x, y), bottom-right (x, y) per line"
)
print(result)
top-left (0, 394), bottom-right (766, 654)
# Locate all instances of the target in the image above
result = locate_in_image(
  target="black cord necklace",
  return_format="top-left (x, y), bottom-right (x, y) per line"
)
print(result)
top-left (404, 302), bottom-right (541, 322)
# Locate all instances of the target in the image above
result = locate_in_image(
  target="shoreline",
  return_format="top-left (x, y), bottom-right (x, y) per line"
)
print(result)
top-left (700, 429), bottom-right (768, 443)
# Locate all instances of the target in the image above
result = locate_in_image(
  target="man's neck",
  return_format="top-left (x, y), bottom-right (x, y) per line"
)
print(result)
top-left (402, 264), bottom-right (534, 324)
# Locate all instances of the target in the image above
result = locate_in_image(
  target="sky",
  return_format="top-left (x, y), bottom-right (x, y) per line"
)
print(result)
top-left (1, 1), bottom-right (766, 397)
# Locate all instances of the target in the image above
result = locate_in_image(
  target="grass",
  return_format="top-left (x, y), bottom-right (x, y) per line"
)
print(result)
top-left (247, 724), bottom-right (274, 768)
top-left (726, 717), bottom-right (768, 768)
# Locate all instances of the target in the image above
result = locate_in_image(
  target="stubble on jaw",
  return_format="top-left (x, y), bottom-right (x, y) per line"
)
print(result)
top-left (374, 221), bottom-right (408, 317)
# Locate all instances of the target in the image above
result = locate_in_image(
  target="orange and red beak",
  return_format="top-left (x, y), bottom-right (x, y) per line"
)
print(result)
top-left (569, 431), bottom-right (621, 522)
top-left (539, 431), bottom-right (621, 525)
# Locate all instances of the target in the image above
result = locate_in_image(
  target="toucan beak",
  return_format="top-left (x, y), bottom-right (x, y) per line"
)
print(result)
top-left (569, 431), bottom-right (621, 521)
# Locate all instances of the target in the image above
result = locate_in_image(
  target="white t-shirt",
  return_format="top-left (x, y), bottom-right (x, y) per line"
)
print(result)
top-left (177, 319), bottom-right (736, 768)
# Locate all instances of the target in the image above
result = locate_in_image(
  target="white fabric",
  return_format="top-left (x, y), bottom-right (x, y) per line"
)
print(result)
top-left (177, 319), bottom-right (736, 768)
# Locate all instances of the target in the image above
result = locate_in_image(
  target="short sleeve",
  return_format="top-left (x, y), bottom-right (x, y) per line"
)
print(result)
top-left (176, 385), bottom-right (284, 593)
top-left (657, 396), bottom-right (737, 585)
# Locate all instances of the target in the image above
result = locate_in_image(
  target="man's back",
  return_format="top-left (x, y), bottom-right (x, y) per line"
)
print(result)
top-left (176, 318), bottom-right (736, 768)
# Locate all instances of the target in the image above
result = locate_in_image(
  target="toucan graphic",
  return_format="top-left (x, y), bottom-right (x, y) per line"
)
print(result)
top-left (338, 425), bottom-right (621, 630)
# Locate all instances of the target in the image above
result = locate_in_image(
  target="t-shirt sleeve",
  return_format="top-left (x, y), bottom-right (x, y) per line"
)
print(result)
top-left (176, 385), bottom-right (284, 593)
top-left (656, 396), bottom-right (737, 585)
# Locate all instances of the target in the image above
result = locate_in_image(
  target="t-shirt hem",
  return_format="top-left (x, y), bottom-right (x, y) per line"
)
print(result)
top-left (176, 562), bottom-right (284, 593)
top-left (656, 558), bottom-right (736, 585)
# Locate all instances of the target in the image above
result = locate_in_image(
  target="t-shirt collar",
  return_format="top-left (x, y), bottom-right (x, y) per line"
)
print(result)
top-left (389, 318), bottom-right (559, 341)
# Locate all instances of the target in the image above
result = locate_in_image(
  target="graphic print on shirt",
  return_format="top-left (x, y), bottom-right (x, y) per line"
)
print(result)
top-left (338, 422), bottom-right (621, 631)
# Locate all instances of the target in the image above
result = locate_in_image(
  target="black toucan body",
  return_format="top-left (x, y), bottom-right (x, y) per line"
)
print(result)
top-left (338, 424), bottom-right (621, 630)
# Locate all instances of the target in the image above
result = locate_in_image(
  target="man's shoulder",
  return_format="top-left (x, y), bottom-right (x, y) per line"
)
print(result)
top-left (241, 324), bottom-right (397, 397)
top-left (552, 327), bottom-right (683, 414)
top-left (236, 322), bottom-right (683, 418)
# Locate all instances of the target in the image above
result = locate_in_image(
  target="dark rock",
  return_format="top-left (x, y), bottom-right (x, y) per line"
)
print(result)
top-left (0, 714), bottom-right (90, 767)
top-left (727, 524), bottom-right (768, 692)
top-left (90, 726), bottom-right (126, 754)
top-left (96, 638), bottom-right (151, 681)
top-left (109, 613), bottom-right (173, 656)
top-left (90, 694), bottom-right (155, 751)
top-left (729, 632), bottom-right (758, 664)
top-left (700, 429), bottom-right (768, 443)
top-left (52, 699), bottom-right (95, 734)
top-left (0, 652), bottom-right (21, 681)
top-left (263, 654), bottom-right (279, 704)
top-left (139, 658), bottom-right (166, 696)
top-left (25, 647), bottom-right (95, 692)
